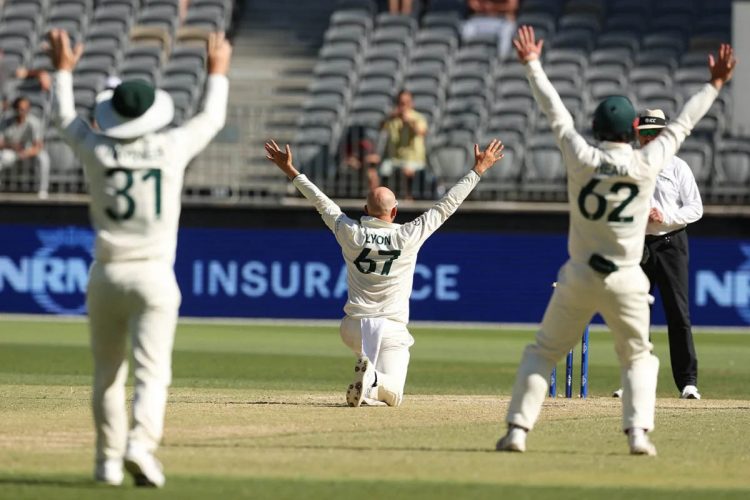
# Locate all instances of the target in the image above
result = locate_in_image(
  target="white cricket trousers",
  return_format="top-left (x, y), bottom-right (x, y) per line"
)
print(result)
top-left (506, 260), bottom-right (660, 432)
top-left (86, 260), bottom-right (181, 463)
top-left (340, 316), bottom-right (415, 406)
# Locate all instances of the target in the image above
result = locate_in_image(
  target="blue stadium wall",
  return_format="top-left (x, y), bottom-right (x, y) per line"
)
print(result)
top-left (1, 203), bottom-right (749, 327)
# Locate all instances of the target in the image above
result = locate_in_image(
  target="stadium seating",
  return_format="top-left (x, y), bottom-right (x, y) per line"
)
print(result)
top-left (0, 0), bottom-right (742, 203)
top-left (294, 0), bottom-right (740, 202)
top-left (0, 0), bottom-right (234, 195)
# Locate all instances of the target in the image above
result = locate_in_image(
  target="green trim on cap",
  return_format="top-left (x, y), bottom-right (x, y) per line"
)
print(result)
top-left (111, 80), bottom-right (156, 118)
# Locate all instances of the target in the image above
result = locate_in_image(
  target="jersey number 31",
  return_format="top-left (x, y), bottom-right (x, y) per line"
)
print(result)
top-left (105, 168), bottom-right (162, 221)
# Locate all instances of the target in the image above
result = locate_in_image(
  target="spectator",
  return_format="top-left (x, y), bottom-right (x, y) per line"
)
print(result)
top-left (0, 96), bottom-right (50, 198)
top-left (341, 124), bottom-right (380, 192)
top-left (0, 50), bottom-right (16, 113)
top-left (462, 0), bottom-right (519, 59)
top-left (379, 90), bottom-right (428, 200)
top-left (389, 0), bottom-right (415, 15)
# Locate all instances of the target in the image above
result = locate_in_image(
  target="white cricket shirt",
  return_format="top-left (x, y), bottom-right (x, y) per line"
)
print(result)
top-left (293, 171), bottom-right (481, 324)
top-left (52, 71), bottom-right (229, 264)
top-left (647, 155), bottom-right (703, 235)
top-left (525, 59), bottom-right (717, 267)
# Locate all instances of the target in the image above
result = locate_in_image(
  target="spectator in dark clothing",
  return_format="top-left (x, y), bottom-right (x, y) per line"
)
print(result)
top-left (342, 124), bottom-right (380, 192)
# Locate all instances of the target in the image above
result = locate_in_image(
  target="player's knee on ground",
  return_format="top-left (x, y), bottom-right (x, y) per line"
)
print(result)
top-left (374, 385), bottom-right (403, 406)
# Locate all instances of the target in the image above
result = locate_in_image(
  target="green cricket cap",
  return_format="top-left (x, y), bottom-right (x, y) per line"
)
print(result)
top-left (111, 80), bottom-right (156, 118)
top-left (592, 95), bottom-right (636, 140)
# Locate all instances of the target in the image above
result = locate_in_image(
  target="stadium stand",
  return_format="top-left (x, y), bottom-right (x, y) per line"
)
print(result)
top-left (292, 0), bottom-right (739, 202)
top-left (0, 0), bottom-right (235, 196)
top-left (0, 0), bottom-right (743, 204)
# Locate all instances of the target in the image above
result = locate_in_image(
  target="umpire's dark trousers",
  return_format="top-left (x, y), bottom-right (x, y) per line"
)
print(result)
top-left (642, 228), bottom-right (698, 391)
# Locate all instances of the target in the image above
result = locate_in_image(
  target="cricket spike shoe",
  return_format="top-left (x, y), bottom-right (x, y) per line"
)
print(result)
top-left (495, 425), bottom-right (527, 453)
top-left (94, 458), bottom-right (124, 486)
top-left (627, 428), bottom-right (657, 456)
top-left (346, 356), bottom-right (376, 407)
top-left (124, 444), bottom-right (166, 488)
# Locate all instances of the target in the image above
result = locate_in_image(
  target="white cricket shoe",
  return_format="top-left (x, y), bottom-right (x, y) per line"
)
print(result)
top-left (94, 458), bottom-right (123, 486)
top-left (680, 385), bottom-right (701, 400)
top-left (628, 428), bottom-right (657, 456)
top-left (495, 426), bottom-right (527, 453)
top-left (346, 356), bottom-right (376, 407)
top-left (612, 388), bottom-right (623, 398)
top-left (124, 444), bottom-right (165, 488)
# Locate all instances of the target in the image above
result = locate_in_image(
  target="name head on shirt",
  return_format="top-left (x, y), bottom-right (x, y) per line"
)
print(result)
top-left (594, 162), bottom-right (629, 178)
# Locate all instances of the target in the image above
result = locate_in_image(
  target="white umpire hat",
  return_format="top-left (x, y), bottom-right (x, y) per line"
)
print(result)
top-left (636, 109), bottom-right (667, 130)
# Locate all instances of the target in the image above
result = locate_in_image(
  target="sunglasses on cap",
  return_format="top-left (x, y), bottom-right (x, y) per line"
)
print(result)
top-left (639, 128), bottom-right (661, 137)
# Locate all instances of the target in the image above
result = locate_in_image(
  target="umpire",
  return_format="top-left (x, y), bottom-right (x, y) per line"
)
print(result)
top-left (637, 109), bottom-right (703, 399)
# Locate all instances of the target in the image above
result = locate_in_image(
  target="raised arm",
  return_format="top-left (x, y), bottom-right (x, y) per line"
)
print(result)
top-left (47, 29), bottom-right (91, 155)
top-left (168, 33), bottom-right (232, 161)
top-left (514, 26), bottom-right (597, 166)
top-left (643, 44), bottom-right (736, 169)
top-left (265, 140), bottom-right (346, 233)
top-left (400, 140), bottom-right (504, 246)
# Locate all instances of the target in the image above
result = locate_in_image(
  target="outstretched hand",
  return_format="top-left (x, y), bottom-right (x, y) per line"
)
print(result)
top-left (264, 140), bottom-right (300, 180)
top-left (207, 32), bottom-right (232, 75)
top-left (708, 43), bottom-right (737, 90)
top-left (46, 29), bottom-right (83, 72)
top-left (513, 25), bottom-right (544, 64)
top-left (472, 139), bottom-right (504, 176)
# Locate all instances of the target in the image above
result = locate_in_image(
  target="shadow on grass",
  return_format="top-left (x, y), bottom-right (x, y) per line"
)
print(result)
top-left (0, 476), bottom-right (99, 489)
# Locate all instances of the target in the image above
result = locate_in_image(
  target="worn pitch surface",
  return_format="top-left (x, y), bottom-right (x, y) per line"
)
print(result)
top-left (0, 319), bottom-right (748, 499)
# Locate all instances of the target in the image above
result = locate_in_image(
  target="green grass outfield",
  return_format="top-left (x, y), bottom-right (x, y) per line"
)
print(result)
top-left (0, 317), bottom-right (748, 499)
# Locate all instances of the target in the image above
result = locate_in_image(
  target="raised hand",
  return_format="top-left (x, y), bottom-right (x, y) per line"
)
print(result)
top-left (46, 29), bottom-right (83, 72)
top-left (472, 139), bottom-right (504, 176)
top-left (264, 140), bottom-right (300, 180)
top-left (207, 32), bottom-right (233, 75)
top-left (708, 43), bottom-right (737, 90)
top-left (513, 25), bottom-right (544, 64)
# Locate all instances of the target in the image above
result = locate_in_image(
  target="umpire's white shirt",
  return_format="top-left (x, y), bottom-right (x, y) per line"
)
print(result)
top-left (293, 171), bottom-right (480, 324)
top-left (52, 71), bottom-right (229, 265)
top-left (647, 155), bottom-right (703, 236)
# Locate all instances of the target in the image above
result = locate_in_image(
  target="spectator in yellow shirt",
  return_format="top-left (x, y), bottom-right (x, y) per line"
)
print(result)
top-left (380, 90), bottom-right (428, 199)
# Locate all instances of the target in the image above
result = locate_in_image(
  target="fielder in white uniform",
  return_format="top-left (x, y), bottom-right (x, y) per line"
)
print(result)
top-left (264, 139), bottom-right (504, 407)
top-left (496, 27), bottom-right (735, 455)
top-left (47, 29), bottom-right (232, 487)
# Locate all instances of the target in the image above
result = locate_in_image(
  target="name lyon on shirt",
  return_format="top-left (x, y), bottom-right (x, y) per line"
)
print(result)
top-left (365, 233), bottom-right (392, 245)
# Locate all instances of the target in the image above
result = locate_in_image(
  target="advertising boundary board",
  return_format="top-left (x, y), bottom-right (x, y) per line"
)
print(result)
top-left (1, 222), bottom-right (749, 326)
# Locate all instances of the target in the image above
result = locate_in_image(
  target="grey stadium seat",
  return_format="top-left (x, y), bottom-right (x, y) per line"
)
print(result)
top-left (185, 7), bottom-right (226, 31)
top-left (523, 134), bottom-right (566, 184)
top-left (428, 143), bottom-right (473, 182)
top-left (713, 139), bottom-right (750, 193)
top-left (330, 10), bottom-right (373, 34)
top-left (679, 138), bottom-right (714, 186)
top-left (93, 6), bottom-right (134, 33)
top-left (375, 13), bottom-right (417, 32)
top-left (421, 11), bottom-right (462, 34)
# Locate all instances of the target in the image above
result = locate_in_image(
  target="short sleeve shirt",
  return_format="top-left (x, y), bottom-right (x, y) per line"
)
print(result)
top-left (383, 109), bottom-right (427, 164)
top-left (2, 115), bottom-right (43, 148)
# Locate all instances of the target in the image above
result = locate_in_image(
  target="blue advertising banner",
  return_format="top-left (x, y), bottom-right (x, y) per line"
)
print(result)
top-left (1, 223), bottom-right (749, 326)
